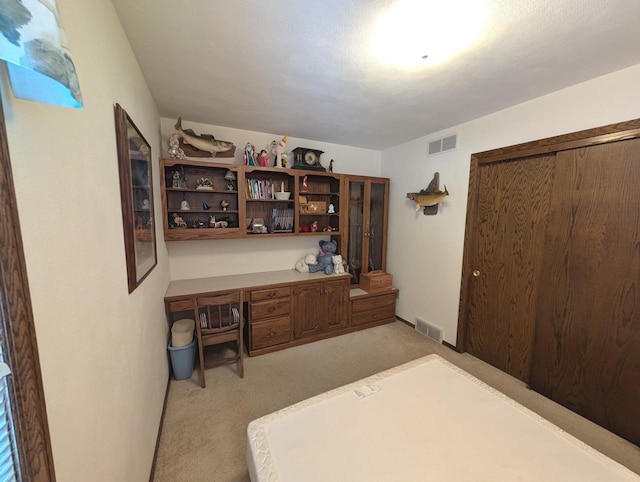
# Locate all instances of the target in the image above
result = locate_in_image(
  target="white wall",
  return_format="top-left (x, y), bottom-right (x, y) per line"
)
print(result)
top-left (2, 0), bottom-right (170, 480)
top-left (381, 63), bottom-right (640, 345)
top-left (159, 118), bottom-right (382, 280)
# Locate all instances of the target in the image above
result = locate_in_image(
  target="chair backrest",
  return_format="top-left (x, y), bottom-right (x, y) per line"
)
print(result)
top-left (195, 292), bottom-right (243, 335)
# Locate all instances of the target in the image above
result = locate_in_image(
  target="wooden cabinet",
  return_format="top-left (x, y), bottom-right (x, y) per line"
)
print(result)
top-left (293, 279), bottom-right (349, 339)
top-left (248, 287), bottom-right (292, 350)
top-left (161, 158), bottom-right (241, 240)
top-left (244, 167), bottom-right (295, 235)
top-left (351, 290), bottom-right (397, 327)
top-left (165, 271), bottom-right (397, 358)
top-left (323, 280), bottom-right (349, 331)
top-left (160, 159), bottom-right (345, 241)
top-left (341, 176), bottom-right (389, 285)
top-left (297, 172), bottom-right (342, 236)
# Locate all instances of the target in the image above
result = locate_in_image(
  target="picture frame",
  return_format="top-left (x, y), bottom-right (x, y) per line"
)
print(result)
top-left (114, 103), bottom-right (157, 293)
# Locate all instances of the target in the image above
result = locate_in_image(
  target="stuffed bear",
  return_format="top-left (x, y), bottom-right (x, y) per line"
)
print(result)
top-left (294, 254), bottom-right (318, 273)
top-left (309, 240), bottom-right (337, 275)
top-left (332, 254), bottom-right (345, 274)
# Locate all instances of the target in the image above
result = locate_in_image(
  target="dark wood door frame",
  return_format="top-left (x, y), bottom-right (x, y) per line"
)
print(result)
top-left (0, 97), bottom-right (56, 480)
top-left (457, 117), bottom-right (640, 352)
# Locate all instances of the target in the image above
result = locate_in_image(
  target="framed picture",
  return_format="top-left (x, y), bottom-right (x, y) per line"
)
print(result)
top-left (114, 103), bottom-right (157, 293)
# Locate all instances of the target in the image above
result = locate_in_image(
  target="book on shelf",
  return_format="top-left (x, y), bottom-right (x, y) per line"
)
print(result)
top-left (270, 208), bottom-right (294, 233)
top-left (246, 179), bottom-right (277, 200)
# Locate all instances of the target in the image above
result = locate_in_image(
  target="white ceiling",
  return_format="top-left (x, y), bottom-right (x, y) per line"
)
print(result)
top-left (111, 0), bottom-right (640, 150)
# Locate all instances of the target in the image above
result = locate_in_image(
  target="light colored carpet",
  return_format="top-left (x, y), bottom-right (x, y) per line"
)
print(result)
top-left (152, 321), bottom-right (640, 481)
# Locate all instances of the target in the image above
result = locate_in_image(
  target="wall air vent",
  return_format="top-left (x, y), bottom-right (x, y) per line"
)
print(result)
top-left (427, 134), bottom-right (458, 157)
top-left (415, 317), bottom-right (444, 344)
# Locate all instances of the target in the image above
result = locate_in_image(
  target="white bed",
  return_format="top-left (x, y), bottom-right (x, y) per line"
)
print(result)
top-left (247, 354), bottom-right (639, 481)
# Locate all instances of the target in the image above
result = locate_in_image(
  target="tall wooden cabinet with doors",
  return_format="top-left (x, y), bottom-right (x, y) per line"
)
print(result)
top-left (457, 118), bottom-right (640, 446)
top-left (339, 176), bottom-right (390, 285)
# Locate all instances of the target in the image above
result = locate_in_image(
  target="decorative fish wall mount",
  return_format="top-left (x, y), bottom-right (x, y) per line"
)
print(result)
top-left (406, 172), bottom-right (449, 215)
top-left (174, 117), bottom-right (236, 158)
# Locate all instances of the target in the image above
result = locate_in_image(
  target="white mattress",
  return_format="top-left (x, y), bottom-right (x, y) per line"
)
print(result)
top-left (246, 354), bottom-right (639, 482)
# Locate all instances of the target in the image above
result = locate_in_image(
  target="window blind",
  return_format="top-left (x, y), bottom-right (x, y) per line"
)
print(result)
top-left (0, 359), bottom-right (20, 482)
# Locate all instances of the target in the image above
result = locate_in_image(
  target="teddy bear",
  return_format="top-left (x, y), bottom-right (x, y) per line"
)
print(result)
top-left (332, 254), bottom-right (345, 274)
top-left (294, 254), bottom-right (318, 273)
top-left (308, 240), bottom-right (337, 275)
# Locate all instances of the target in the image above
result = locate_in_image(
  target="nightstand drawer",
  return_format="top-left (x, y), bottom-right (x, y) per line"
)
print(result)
top-left (251, 317), bottom-right (291, 349)
top-left (351, 292), bottom-right (396, 314)
top-left (250, 287), bottom-right (291, 302)
top-left (250, 298), bottom-right (290, 321)
top-left (351, 304), bottom-right (396, 326)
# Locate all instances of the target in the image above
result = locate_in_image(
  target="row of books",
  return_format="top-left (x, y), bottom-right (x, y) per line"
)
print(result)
top-left (246, 179), bottom-right (287, 200)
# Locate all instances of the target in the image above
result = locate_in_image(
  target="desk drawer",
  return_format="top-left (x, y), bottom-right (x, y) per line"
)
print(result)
top-left (351, 292), bottom-right (396, 314)
top-left (251, 317), bottom-right (291, 349)
top-left (250, 287), bottom-right (291, 302)
top-left (351, 304), bottom-right (396, 327)
top-left (250, 298), bottom-right (290, 321)
top-left (167, 299), bottom-right (194, 313)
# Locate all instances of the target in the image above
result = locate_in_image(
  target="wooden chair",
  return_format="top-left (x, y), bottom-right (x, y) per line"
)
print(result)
top-left (193, 291), bottom-right (244, 388)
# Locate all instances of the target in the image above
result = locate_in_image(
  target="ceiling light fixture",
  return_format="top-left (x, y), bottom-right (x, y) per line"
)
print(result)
top-left (371, 0), bottom-right (489, 68)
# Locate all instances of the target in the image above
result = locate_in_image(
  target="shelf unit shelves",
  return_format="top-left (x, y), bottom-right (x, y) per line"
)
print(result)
top-left (160, 159), bottom-right (347, 241)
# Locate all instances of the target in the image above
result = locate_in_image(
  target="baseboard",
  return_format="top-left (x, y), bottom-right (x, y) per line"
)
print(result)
top-left (442, 340), bottom-right (460, 352)
top-left (149, 374), bottom-right (170, 482)
top-left (397, 316), bottom-right (461, 352)
top-left (396, 316), bottom-right (413, 327)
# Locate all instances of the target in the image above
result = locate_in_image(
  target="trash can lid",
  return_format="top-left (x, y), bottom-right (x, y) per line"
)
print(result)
top-left (172, 318), bottom-right (195, 333)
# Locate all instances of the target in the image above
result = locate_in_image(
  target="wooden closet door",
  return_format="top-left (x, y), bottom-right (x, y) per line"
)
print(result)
top-left (529, 138), bottom-right (640, 445)
top-left (464, 154), bottom-right (555, 381)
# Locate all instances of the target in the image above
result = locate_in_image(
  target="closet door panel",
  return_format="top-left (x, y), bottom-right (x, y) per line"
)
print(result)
top-left (530, 138), bottom-right (640, 445)
top-left (465, 154), bottom-right (555, 381)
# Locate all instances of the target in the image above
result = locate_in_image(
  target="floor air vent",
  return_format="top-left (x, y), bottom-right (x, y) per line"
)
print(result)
top-left (427, 134), bottom-right (458, 157)
top-left (415, 317), bottom-right (443, 344)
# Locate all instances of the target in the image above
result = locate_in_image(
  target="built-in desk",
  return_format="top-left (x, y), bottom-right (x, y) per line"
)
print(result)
top-left (164, 270), bottom-right (397, 356)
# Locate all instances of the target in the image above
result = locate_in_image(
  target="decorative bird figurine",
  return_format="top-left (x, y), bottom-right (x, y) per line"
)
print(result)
top-left (202, 202), bottom-right (211, 210)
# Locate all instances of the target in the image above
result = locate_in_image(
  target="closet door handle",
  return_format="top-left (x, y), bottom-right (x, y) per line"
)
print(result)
top-left (472, 270), bottom-right (481, 278)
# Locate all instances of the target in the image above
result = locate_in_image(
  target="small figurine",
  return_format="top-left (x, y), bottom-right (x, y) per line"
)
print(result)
top-left (210, 215), bottom-right (229, 228)
top-left (327, 203), bottom-right (335, 214)
top-left (171, 168), bottom-right (187, 188)
top-left (311, 221), bottom-right (319, 232)
top-left (301, 175), bottom-right (308, 191)
top-left (180, 198), bottom-right (191, 210)
top-left (244, 143), bottom-right (256, 166)
top-left (329, 159), bottom-right (334, 173)
top-left (167, 133), bottom-right (185, 159)
top-left (220, 199), bottom-right (229, 211)
top-left (171, 213), bottom-right (187, 228)
top-left (196, 177), bottom-right (214, 190)
top-left (141, 199), bottom-right (150, 210)
top-left (257, 149), bottom-right (270, 167)
top-left (202, 202), bottom-right (211, 210)
top-left (271, 136), bottom-right (288, 168)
